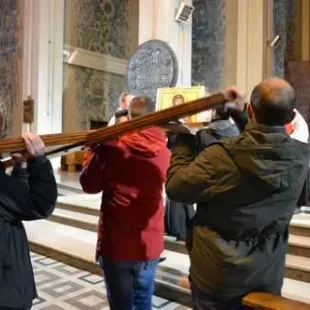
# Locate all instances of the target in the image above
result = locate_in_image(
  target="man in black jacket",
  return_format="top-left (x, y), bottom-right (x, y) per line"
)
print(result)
top-left (0, 133), bottom-right (57, 310)
top-left (196, 105), bottom-right (240, 152)
top-left (166, 78), bottom-right (310, 309)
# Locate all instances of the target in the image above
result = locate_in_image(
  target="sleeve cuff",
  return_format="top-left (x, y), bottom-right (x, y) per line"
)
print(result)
top-left (28, 155), bottom-right (49, 166)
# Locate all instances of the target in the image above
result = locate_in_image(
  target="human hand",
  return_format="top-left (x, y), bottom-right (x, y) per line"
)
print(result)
top-left (222, 86), bottom-right (245, 102)
top-left (11, 152), bottom-right (28, 168)
top-left (222, 86), bottom-right (246, 111)
top-left (21, 133), bottom-right (45, 159)
top-left (116, 116), bottom-right (129, 123)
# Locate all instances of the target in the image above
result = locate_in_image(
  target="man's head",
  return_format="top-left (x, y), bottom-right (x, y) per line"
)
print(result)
top-left (248, 77), bottom-right (296, 126)
top-left (119, 92), bottom-right (135, 109)
top-left (128, 96), bottom-right (154, 119)
top-left (172, 94), bottom-right (185, 106)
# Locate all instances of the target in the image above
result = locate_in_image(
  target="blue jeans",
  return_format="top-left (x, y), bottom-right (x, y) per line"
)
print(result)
top-left (99, 256), bottom-right (158, 310)
top-left (191, 281), bottom-right (252, 310)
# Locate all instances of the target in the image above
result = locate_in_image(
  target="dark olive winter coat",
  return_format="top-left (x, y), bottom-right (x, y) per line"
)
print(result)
top-left (166, 123), bottom-right (310, 300)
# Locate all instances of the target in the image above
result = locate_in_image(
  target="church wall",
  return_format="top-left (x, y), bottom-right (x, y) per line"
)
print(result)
top-left (0, 0), bottom-right (22, 137)
top-left (63, 0), bottom-right (139, 132)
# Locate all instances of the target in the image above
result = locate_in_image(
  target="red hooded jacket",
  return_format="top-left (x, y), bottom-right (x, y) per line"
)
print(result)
top-left (80, 127), bottom-right (171, 261)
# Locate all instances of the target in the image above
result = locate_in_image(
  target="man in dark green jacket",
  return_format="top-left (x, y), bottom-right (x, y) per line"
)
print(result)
top-left (166, 78), bottom-right (310, 309)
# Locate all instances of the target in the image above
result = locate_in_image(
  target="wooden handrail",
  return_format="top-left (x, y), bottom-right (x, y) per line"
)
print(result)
top-left (243, 292), bottom-right (310, 309)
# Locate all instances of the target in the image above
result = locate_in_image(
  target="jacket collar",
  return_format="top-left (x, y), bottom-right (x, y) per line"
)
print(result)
top-left (245, 123), bottom-right (287, 134)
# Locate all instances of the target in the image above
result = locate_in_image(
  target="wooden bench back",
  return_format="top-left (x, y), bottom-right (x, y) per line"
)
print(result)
top-left (243, 292), bottom-right (310, 309)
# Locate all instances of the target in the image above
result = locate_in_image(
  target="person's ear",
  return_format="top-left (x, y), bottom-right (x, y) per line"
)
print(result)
top-left (246, 103), bottom-right (255, 122)
top-left (288, 110), bottom-right (296, 123)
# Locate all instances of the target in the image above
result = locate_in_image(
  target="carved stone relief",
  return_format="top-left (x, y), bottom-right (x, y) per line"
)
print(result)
top-left (126, 40), bottom-right (178, 102)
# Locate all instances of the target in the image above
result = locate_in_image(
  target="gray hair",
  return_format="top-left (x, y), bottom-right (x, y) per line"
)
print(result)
top-left (129, 96), bottom-right (154, 118)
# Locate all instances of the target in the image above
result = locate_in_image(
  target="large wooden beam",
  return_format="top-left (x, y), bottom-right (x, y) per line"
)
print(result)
top-left (0, 93), bottom-right (227, 154)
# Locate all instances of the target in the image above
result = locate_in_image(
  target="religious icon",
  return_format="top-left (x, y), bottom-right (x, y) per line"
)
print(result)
top-left (172, 94), bottom-right (185, 106)
top-left (156, 86), bottom-right (211, 123)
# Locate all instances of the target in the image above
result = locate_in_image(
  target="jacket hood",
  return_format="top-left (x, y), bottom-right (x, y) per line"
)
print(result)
top-left (223, 123), bottom-right (310, 193)
top-left (120, 127), bottom-right (167, 157)
top-left (210, 119), bottom-right (240, 139)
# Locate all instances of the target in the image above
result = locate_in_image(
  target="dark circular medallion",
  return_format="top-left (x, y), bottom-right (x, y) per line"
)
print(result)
top-left (126, 40), bottom-right (178, 101)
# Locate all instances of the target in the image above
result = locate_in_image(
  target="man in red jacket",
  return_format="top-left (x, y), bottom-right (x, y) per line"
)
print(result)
top-left (80, 96), bottom-right (171, 310)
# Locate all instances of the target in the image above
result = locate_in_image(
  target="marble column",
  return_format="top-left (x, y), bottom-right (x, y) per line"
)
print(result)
top-left (273, 0), bottom-right (297, 77)
top-left (192, 0), bottom-right (225, 91)
top-left (139, 0), bottom-right (193, 86)
top-left (0, 0), bottom-right (22, 137)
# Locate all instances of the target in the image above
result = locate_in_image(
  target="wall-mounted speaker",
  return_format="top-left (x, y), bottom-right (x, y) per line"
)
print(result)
top-left (175, 2), bottom-right (194, 23)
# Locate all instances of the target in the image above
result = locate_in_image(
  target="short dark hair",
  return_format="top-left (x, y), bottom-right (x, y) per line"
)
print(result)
top-left (115, 109), bottom-right (128, 119)
top-left (250, 79), bottom-right (296, 126)
top-left (129, 96), bottom-right (154, 118)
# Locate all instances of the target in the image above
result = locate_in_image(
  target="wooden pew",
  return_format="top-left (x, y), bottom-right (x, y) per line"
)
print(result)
top-left (243, 292), bottom-right (310, 309)
top-left (178, 276), bottom-right (310, 309)
top-left (60, 151), bottom-right (85, 173)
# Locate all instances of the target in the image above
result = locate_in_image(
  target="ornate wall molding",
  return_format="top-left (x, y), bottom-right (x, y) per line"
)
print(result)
top-left (63, 45), bottom-right (128, 76)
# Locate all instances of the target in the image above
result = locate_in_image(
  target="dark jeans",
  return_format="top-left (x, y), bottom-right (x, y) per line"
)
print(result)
top-left (99, 256), bottom-right (158, 310)
top-left (191, 281), bottom-right (252, 310)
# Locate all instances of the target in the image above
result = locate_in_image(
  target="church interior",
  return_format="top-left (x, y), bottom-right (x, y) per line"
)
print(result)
top-left (1, 0), bottom-right (310, 309)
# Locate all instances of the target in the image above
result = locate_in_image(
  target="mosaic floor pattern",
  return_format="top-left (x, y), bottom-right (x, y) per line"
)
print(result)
top-left (31, 252), bottom-right (189, 310)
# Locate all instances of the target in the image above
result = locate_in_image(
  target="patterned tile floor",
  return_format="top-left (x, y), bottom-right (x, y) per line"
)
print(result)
top-left (31, 253), bottom-right (189, 310)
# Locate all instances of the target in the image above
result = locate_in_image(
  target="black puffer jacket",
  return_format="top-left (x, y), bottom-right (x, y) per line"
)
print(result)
top-left (166, 123), bottom-right (310, 299)
top-left (0, 156), bottom-right (57, 309)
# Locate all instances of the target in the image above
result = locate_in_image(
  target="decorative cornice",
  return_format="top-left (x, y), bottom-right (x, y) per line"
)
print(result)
top-left (63, 45), bottom-right (128, 76)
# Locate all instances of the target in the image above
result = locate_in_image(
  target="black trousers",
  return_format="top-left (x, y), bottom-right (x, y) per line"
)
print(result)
top-left (0, 306), bottom-right (30, 310)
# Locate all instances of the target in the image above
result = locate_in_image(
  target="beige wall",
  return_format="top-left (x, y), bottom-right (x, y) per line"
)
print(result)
top-left (223, 0), bottom-right (272, 98)
top-left (294, 0), bottom-right (310, 61)
top-left (63, 0), bottom-right (78, 132)
top-left (139, 0), bottom-right (193, 86)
